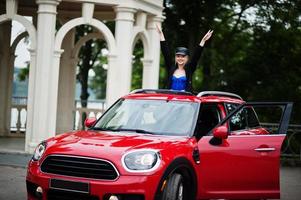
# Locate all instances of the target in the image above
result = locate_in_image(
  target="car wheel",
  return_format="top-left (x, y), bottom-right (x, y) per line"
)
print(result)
top-left (162, 173), bottom-right (185, 200)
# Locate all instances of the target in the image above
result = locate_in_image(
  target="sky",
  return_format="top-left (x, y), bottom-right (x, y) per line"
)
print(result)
top-left (11, 20), bottom-right (30, 68)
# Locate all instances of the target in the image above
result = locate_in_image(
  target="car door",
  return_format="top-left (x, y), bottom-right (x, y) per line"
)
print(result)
top-left (196, 102), bottom-right (293, 200)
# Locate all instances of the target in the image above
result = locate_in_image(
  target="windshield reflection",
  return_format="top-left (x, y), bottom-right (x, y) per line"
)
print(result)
top-left (93, 99), bottom-right (199, 136)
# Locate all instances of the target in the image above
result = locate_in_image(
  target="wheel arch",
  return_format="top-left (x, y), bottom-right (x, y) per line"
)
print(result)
top-left (155, 157), bottom-right (197, 200)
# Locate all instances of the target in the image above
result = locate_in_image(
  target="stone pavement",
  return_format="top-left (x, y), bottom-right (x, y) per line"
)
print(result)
top-left (0, 165), bottom-right (27, 200)
top-left (0, 153), bottom-right (32, 168)
top-left (0, 138), bottom-right (25, 153)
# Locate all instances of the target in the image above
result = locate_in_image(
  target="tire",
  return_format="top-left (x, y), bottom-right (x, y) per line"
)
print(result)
top-left (162, 173), bottom-right (185, 200)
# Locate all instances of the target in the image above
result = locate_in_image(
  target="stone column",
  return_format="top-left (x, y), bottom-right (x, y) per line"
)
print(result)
top-left (8, 51), bottom-right (16, 132)
top-left (25, 48), bottom-right (37, 152)
top-left (106, 54), bottom-right (119, 106)
top-left (0, 22), bottom-right (12, 136)
top-left (136, 12), bottom-right (147, 27)
top-left (56, 29), bottom-right (77, 134)
top-left (145, 16), bottom-right (164, 89)
top-left (108, 6), bottom-right (136, 103)
top-left (141, 58), bottom-right (153, 88)
top-left (26, 0), bottom-right (61, 153)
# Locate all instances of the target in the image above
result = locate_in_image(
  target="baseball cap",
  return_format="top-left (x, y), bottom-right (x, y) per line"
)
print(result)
top-left (175, 47), bottom-right (189, 56)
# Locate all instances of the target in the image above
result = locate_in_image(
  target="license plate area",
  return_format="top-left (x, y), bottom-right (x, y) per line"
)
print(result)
top-left (50, 179), bottom-right (89, 194)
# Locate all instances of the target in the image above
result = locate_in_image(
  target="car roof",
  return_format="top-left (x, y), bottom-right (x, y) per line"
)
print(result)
top-left (123, 89), bottom-right (245, 104)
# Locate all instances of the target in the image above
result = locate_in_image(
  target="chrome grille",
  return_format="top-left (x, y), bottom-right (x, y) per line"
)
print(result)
top-left (41, 155), bottom-right (118, 180)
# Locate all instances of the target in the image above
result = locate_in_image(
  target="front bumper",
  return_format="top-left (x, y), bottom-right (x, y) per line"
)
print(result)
top-left (26, 160), bottom-right (161, 200)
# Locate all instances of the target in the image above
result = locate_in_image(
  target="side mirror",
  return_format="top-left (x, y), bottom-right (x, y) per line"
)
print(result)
top-left (84, 117), bottom-right (97, 128)
top-left (212, 126), bottom-right (228, 139)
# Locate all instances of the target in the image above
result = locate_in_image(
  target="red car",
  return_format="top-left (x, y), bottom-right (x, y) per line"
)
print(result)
top-left (26, 90), bottom-right (293, 200)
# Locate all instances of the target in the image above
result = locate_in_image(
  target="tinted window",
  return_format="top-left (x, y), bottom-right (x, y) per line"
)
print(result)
top-left (226, 104), bottom-right (260, 131)
top-left (195, 104), bottom-right (221, 137)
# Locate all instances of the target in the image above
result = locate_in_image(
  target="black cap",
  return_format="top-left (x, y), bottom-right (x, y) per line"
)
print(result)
top-left (175, 47), bottom-right (189, 56)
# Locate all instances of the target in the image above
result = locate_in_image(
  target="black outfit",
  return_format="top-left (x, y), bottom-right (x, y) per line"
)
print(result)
top-left (160, 41), bottom-right (204, 92)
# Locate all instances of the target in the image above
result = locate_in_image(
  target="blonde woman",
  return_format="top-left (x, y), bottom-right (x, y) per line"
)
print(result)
top-left (157, 25), bottom-right (213, 92)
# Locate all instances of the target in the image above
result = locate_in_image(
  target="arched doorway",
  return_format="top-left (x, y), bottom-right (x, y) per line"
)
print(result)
top-left (54, 17), bottom-right (116, 133)
top-left (0, 13), bottom-right (36, 152)
top-left (10, 29), bottom-right (29, 136)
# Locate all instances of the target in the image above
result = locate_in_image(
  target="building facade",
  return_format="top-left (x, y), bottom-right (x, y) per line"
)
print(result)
top-left (0, 0), bottom-right (164, 153)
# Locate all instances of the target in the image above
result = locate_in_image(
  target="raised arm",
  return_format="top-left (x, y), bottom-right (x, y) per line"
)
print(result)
top-left (157, 24), bottom-right (173, 72)
top-left (156, 24), bottom-right (165, 41)
top-left (189, 30), bottom-right (213, 72)
top-left (199, 30), bottom-right (213, 47)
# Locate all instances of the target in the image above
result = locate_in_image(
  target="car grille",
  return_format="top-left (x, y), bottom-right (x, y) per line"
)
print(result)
top-left (41, 155), bottom-right (119, 180)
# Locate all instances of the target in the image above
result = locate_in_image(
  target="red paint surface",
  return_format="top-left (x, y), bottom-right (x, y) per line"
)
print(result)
top-left (27, 93), bottom-right (284, 200)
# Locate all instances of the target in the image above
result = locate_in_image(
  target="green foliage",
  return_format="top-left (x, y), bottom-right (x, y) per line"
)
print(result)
top-left (75, 25), bottom-right (95, 107)
top-left (17, 62), bottom-right (29, 81)
top-left (159, 53), bottom-right (167, 88)
top-left (89, 49), bottom-right (108, 99)
top-left (162, 0), bottom-right (301, 123)
top-left (131, 40), bottom-right (144, 90)
top-left (83, 22), bottom-right (115, 100)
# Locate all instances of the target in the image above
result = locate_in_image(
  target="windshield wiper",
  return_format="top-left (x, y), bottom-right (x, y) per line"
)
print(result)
top-left (90, 127), bottom-right (154, 134)
top-left (113, 128), bottom-right (155, 134)
top-left (90, 127), bottom-right (119, 131)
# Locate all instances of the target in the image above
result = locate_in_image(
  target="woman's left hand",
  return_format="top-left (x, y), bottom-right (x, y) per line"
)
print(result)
top-left (200, 30), bottom-right (213, 46)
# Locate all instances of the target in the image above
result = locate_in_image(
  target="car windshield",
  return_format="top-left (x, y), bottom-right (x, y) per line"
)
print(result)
top-left (93, 99), bottom-right (199, 136)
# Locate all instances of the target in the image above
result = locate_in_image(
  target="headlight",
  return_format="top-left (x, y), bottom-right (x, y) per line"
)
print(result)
top-left (122, 150), bottom-right (160, 172)
top-left (32, 142), bottom-right (47, 161)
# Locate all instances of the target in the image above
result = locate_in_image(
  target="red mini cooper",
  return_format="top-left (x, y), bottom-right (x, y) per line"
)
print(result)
top-left (26, 90), bottom-right (293, 200)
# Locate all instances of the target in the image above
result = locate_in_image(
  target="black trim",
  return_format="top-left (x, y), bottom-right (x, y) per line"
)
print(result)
top-left (26, 180), bottom-right (39, 198)
top-left (278, 103), bottom-right (293, 135)
top-left (41, 155), bottom-right (119, 180)
top-left (194, 102), bottom-right (222, 139)
top-left (209, 137), bottom-right (223, 145)
top-left (50, 179), bottom-right (89, 194)
top-left (192, 148), bottom-right (200, 164)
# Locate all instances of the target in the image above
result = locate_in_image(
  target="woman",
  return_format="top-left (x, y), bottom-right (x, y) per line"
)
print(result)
top-left (157, 25), bottom-right (213, 92)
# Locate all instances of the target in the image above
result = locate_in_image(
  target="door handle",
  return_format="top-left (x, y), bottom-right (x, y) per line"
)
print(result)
top-left (254, 147), bottom-right (276, 152)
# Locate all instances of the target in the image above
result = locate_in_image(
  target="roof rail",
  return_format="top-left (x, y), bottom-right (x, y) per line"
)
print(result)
top-left (130, 89), bottom-right (194, 96)
top-left (197, 91), bottom-right (243, 100)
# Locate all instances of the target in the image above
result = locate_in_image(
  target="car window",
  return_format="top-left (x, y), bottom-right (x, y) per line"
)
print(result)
top-left (195, 103), bottom-right (221, 138)
top-left (225, 103), bottom-right (260, 131)
top-left (94, 99), bottom-right (199, 136)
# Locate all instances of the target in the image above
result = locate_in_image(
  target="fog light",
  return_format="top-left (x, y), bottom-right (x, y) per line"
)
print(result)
top-left (108, 195), bottom-right (120, 200)
top-left (35, 186), bottom-right (43, 198)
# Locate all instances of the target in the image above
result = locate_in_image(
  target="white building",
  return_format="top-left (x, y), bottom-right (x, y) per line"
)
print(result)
top-left (0, 0), bottom-right (164, 153)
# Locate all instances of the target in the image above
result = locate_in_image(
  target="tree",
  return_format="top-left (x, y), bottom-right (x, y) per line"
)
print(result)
top-left (89, 45), bottom-right (108, 99)
top-left (131, 40), bottom-right (144, 90)
top-left (162, 0), bottom-right (301, 123)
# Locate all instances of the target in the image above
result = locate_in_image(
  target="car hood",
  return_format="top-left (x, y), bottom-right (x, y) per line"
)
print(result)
top-left (45, 130), bottom-right (191, 159)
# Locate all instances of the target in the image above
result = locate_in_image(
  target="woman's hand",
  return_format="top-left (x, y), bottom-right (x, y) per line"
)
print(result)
top-left (199, 30), bottom-right (213, 47)
top-left (156, 24), bottom-right (165, 41)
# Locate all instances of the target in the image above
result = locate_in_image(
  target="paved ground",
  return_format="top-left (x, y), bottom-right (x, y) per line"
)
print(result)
top-left (0, 138), bottom-right (25, 153)
top-left (0, 163), bottom-right (300, 199)
top-left (0, 165), bottom-right (27, 200)
top-left (280, 167), bottom-right (301, 200)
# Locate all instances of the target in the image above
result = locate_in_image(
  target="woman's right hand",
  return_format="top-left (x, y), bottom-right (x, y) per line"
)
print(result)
top-left (156, 24), bottom-right (165, 41)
